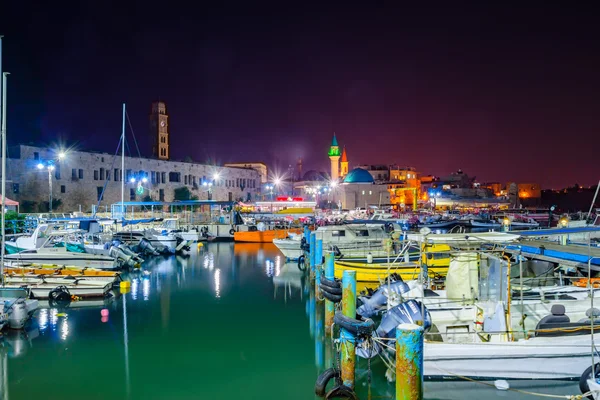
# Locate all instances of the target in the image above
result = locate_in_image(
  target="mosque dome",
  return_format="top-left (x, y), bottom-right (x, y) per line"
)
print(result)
top-left (343, 168), bottom-right (375, 184)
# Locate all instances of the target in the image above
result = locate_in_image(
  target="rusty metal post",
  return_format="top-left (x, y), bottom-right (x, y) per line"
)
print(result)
top-left (309, 232), bottom-right (316, 272)
top-left (395, 323), bottom-right (424, 400)
top-left (341, 270), bottom-right (357, 389)
top-left (315, 239), bottom-right (323, 299)
top-left (308, 278), bottom-right (315, 337)
top-left (324, 252), bottom-right (335, 336)
top-left (304, 225), bottom-right (310, 241)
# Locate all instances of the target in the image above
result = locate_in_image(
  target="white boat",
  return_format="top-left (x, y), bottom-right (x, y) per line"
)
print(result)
top-left (2, 279), bottom-right (112, 299)
top-left (470, 219), bottom-right (501, 228)
top-left (423, 333), bottom-right (597, 380)
top-left (4, 247), bottom-right (117, 270)
top-left (273, 224), bottom-right (391, 260)
top-left (113, 229), bottom-right (178, 252)
top-left (158, 218), bottom-right (204, 242)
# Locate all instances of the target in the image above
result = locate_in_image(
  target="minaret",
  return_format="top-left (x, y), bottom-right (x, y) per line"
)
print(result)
top-left (328, 134), bottom-right (341, 181)
top-left (340, 146), bottom-right (348, 178)
top-left (150, 101), bottom-right (169, 160)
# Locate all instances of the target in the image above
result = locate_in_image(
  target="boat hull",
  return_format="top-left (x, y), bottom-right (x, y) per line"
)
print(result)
top-left (4, 253), bottom-right (118, 270)
top-left (234, 229), bottom-right (301, 243)
top-left (424, 335), bottom-right (597, 380)
top-left (334, 261), bottom-right (448, 283)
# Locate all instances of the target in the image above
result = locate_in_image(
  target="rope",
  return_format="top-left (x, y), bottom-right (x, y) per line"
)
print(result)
top-left (125, 110), bottom-right (142, 158)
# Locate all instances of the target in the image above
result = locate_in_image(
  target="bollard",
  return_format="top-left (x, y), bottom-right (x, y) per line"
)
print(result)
top-left (315, 292), bottom-right (324, 369)
top-left (324, 253), bottom-right (335, 336)
top-left (309, 281), bottom-right (315, 337)
top-left (310, 232), bottom-right (317, 272)
top-left (315, 239), bottom-right (323, 299)
top-left (395, 323), bottom-right (424, 400)
top-left (341, 270), bottom-right (357, 389)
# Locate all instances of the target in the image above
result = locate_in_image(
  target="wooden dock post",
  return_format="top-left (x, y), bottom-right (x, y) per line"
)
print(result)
top-left (341, 270), bottom-right (357, 389)
top-left (324, 252), bottom-right (335, 335)
top-left (395, 323), bottom-right (424, 400)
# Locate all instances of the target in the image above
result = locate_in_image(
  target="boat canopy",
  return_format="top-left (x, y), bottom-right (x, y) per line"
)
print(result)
top-left (121, 218), bottom-right (161, 226)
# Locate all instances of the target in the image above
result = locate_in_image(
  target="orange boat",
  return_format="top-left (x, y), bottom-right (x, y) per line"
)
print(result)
top-left (234, 228), bottom-right (302, 243)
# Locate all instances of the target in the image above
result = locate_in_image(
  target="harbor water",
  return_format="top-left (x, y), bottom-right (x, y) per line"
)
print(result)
top-left (3, 243), bottom-right (582, 399)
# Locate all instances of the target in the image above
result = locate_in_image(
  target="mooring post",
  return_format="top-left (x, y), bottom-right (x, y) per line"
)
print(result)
top-left (315, 290), bottom-right (324, 368)
top-left (310, 232), bottom-right (317, 272)
top-left (309, 280), bottom-right (315, 337)
top-left (395, 323), bottom-right (424, 400)
top-left (315, 239), bottom-right (323, 298)
top-left (341, 270), bottom-right (357, 389)
top-left (304, 225), bottom-right (310, 241)
top-left (324, 252), bottom-right (335, 336)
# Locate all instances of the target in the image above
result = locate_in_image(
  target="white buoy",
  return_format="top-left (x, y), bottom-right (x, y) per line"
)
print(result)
top-left (367, 253), bottom-right (373, 264)
top-left (494, 380), bottom-right (509, 390)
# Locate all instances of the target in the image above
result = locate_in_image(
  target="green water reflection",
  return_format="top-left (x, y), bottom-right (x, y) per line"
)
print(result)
top-left (3, 243), bottom-right (581, 399)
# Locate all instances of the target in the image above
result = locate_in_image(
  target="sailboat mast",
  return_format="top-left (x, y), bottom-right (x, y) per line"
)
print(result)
top-left (1, 73), bottom-right (7, 283)
top-left (121, 103), bottom-right (125, 219)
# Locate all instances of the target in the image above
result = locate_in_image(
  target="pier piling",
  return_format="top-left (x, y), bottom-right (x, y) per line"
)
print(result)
top-left (341, 270), bottom-right (357, 389)
top-left (315, 239), bottom-right (323, 299)
top-left (324, 253), bottom-right (335, 335)
top-left (310, 232), bottom-right (316, 273)
top-left (395, 323), bottom-right (424, 400)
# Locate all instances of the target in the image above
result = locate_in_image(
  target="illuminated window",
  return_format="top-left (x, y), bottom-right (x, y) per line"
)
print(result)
top-left (362, 191), bottom-right (365, 195)
top-left (369, 191), bottom-right (372, 195)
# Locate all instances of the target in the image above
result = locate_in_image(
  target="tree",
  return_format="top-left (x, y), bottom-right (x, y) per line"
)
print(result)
top-left (173, 187), bottom-right (198, 201)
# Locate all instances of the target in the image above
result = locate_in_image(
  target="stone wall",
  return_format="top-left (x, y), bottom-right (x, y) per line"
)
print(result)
top-left (6, 145), bottom-right (261, 212)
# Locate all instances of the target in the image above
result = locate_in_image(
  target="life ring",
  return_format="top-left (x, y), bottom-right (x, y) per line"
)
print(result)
top-left (297, 255), bottom-right (306, 272)
top-left (334, 312), bottom-right (374, 336)
top-left (574, 278), bottom-right (600, 288)
top-left (315, 368), bottom-right (340, 398)
top-left (579, 363), bottom-right (600, 399)
top-left (229, 228), bottom-right (235, 236)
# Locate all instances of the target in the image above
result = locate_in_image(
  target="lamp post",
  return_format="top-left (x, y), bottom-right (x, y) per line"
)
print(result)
top-left (37, 152), bottom-right (65, 213)
top-left (203, 181), bottom-right (213, 200)
top-left (265, 184), bottom-right (274, 201)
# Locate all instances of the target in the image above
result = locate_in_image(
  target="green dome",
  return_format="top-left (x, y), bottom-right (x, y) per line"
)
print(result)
top-left (343, 168), bottom-right (374, 184)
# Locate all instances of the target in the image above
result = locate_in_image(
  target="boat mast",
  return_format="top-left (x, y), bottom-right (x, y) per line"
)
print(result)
top-left (0, 36), bottom-right (5, 284)
top-left (121, 103), bottom-right (125, 220)
top-left (587, 179), bottom-right (600, 221)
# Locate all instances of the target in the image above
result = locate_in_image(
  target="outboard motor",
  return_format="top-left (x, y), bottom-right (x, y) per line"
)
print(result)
top-left (138, 238), bottom-right (160, 256)
top-left (5, 298), bottom-right (29, 329)
top-left (117, 243), bottom-right (144, 264)
top-left (357, 279), bottom-right (412, 318)
top-left (356, 300), bottom-right (431, 359)
top-left (109, 246), bottom-right (138, 268)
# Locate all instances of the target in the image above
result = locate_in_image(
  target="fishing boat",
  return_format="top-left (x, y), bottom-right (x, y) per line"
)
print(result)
top-left (334, 243), bottom-right (451, 283)
top-left (273, 224), bottom-right (390, 259)
top-left (0, 288), bottom-right (40, 329)
top-left (4, 246), bottom-right (118, 270)
top-left (234, 223), bottom-right (303, 243)
top-left (2, 277), bottom-right (112, 299)
top-left (469, 218), bottom-right (502, 228)
top-left (158, 218), bottom-right (204, 242)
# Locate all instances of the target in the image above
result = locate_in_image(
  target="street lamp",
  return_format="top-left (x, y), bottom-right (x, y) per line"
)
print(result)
top-left (265, 184), bottom-right (274, 201)
top-left (36, 161), bottom-right (57, 212)
top-left (203, 181), bottom-right (213, 200)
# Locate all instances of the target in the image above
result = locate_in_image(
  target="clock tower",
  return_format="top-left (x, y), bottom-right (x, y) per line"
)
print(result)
top-left (150, 101), bottom-right (169, 160)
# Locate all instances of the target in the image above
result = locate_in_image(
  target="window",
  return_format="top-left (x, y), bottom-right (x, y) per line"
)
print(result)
top-left (61, 185), bottom-right (66, 193)
top-left (184, 175), bottom-right (188, 185)
top-left (106, 167), bottom-right (110, 181)
top-left (369, 191), bottom-right (372, 195)
top-left (97, 187), bottom-right (103, 201)
top-left (236, 178), bottom-right (239, 187)
top-left (362, 190), bottom-right (365, 195)
top-left (130, 188), bottom-right (135, 201)
top-left (12, 183), bottom-right (19, 194)
top-left (356, 230), bottom-right (369, 237)
top-left (72, 169), bottom-right (77, 179)
top-left (169, 172), bottom-right (180, 182)
top-left (151, 171), bottom-right (156, 184)
top-left (159, 189), bottom-right (165, 201)
top-left (78, 169), bottom-right (83, 179)
top-left (331, 230), bottom-right (346, 237)
top-left (161, 172), bottom-right (166, 183)
top-left (55, 166), bottom-right (61, 180)
top-left (114, 168), bottom-right (120, 181)
top-left (33, 152), bottom-right (39, 160)
top-left (126, 169), bottom-right (132, 181)
top-left (94, 170), bottom-right (99, 180)
top-left (99, 168), bottom-right (104, 181)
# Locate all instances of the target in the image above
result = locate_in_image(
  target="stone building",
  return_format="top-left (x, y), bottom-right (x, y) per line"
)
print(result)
top-left (6, 145), bottom-right (261, 212)
top-left (334, 168), bottom-right (390, 209)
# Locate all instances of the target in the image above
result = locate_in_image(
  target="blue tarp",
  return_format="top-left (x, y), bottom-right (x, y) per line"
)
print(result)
top-left (514, 226), bottom-right (600, 236)
top-left (121, 218), bottom-right (159, 226)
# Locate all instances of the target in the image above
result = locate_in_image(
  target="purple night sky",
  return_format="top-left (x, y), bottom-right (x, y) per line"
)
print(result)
top-left (1, 3), bottom-right (599, 188)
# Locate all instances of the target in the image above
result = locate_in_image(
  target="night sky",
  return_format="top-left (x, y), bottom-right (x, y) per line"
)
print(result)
top-left (1, 3), bottom-right (598, 188)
